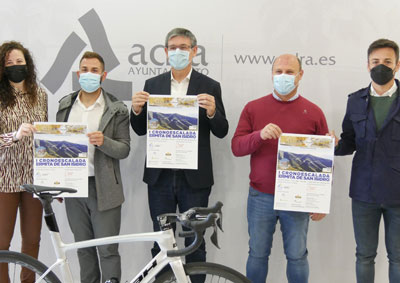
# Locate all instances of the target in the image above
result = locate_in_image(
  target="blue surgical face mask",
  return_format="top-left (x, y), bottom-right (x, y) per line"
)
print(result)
top-left (168, 49), bottom-right (190, 70)
top-left (273, 74), bottom-right (297, 96)
top-left (79, 72), bottom-right (102, 93)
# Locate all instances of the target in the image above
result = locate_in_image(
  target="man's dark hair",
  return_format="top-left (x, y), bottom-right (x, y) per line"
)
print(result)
top-left (368, 39), bottom-right (399, 62)
top-left (79, 51), bottom-right (105, 71)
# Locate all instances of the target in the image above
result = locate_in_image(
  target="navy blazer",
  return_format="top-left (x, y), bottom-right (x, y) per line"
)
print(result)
top-left (130, 69), bottom-right (228, 188)
top-left (336, 79), bottom-right (400, 204)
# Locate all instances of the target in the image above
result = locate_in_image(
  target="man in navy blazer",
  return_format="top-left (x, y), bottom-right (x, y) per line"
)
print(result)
top-left (130, 28), bottom-right (228, 264)
top-left (334, 38), bottom-right (400, 283)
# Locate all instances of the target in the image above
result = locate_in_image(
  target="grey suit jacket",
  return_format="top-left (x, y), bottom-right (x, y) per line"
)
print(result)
top-left (56, 89), bottom-right (130, 211)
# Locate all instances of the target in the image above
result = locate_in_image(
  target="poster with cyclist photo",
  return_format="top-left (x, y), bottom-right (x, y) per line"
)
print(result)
top-left (146, 95), bottom-right (199, 169)
top-left (274, 133), bottom-right (334, 214)
top-left (33, 122), bottom-right (89, 197)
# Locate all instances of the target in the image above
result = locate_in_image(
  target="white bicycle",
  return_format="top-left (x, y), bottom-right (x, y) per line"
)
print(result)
top-left (0, 184), bottom-right (249, 283)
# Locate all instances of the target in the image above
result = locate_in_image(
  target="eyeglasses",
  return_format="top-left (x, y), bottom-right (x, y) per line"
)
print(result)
top-left (167, 45), bottom-right (192, 51)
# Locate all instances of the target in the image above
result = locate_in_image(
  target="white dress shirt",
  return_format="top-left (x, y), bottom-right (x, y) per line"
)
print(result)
top-left (171, 69), bottom-right (192, 96)
top-left (68, 91), bottom-right (105, 176)
top-left (370, 81), bottom-right (398, 97)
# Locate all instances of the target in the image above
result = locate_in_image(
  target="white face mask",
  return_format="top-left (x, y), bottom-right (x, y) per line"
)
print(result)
top-left (273, 74), bottom-right (297, 95)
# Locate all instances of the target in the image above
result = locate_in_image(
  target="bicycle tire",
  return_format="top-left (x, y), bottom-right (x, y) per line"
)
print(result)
top-left (154, 262), bottom-right (250, 283)
top-left (0, 250), bottom-right (61, 283)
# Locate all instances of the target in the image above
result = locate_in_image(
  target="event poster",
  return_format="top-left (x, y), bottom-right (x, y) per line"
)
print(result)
top-left (274, 133), bottom-right (334, 214)
top-left (146, 95), bottom-right (199, 169)
top-left (33, 122), bottom-right (88, 197)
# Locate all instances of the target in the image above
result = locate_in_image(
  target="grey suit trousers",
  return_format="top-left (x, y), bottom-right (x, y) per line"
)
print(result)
top-left (65, 177), bottom-right (121, 283)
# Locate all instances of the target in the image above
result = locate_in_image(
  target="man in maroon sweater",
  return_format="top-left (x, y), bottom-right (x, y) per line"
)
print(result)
top-left (231, 54), bottom-right (329, 283)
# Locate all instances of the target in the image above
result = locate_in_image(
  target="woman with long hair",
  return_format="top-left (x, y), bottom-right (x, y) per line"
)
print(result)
top-left (0, 41), bottom-right (47, 282)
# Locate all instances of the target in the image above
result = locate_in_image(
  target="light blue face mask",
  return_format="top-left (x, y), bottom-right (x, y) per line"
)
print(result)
top-left (168, 49), bottom-right (190, 70)
top-left (79, 72), bottom-right (102, 93)
top-left (273, 73), bottom-right (297, 95)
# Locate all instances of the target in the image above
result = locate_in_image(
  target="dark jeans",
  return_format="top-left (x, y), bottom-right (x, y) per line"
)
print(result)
top-left (352, 199), bottom-right (400, 283)
top-left (148, 169), bottom-right (211, 263)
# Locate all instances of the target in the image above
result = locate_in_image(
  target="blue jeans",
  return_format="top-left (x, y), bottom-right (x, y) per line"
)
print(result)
top-left (246, 187), bottom-right (310, 283)
top-left (148, 169), bottom-right (211, 263)
top-left (352, 199), bottom-right (400, 283)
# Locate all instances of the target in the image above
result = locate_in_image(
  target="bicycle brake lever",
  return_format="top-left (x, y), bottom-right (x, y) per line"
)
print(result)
top-left (217, 216), bottom-right (223, 232)
top-left (210, 225), bottom-right (220, 249)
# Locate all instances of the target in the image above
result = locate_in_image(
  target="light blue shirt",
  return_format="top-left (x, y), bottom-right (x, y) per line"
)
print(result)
top-left (272, 90), bottom-right (299, 101)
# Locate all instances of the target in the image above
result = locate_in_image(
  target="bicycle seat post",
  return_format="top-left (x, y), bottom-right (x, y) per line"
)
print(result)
top-left (39, 194), bottom-right (60, 233)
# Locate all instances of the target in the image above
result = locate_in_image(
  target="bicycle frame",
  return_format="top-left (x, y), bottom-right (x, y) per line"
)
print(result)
top-left (18, 186), bottom-right (221, 283)
top-left (37, 227), bottom-right (189, 283)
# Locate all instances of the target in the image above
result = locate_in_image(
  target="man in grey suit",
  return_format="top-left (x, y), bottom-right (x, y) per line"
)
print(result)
top-left (56, 51), bottom-right (130, 283)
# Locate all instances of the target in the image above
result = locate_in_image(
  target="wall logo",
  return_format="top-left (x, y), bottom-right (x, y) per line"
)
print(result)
top-left (127, 44), bottom-right (209, 76)
top-left (41, 9), bottom-right (132, 100)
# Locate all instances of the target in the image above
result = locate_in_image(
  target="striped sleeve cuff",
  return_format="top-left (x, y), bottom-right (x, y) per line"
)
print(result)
top-left (0, 132), bottom-right (17, 149)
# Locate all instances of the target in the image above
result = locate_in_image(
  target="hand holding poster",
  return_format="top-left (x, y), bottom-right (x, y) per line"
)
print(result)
top-left (146, 95), bottom-right (199, 169)
top-left (274, 133), bottom-right (334, 214)
top-left (33, 122), bottom-right (88, 197)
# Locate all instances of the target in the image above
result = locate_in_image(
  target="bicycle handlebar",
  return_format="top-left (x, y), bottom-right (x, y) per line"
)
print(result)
top-left (165, 202), bottom-right (223, 257)
top-left (186, 201), bottom-right (223, 215)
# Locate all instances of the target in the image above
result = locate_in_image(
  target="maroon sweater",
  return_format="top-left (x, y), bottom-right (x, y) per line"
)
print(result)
top-left (231, 94), bottom-right (329, 194)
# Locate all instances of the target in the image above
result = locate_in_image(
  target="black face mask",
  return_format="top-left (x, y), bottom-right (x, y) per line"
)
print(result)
top-left (370, 64), bottom-right (395, 85)
top-left (4, 65), bottom-right (28, 83)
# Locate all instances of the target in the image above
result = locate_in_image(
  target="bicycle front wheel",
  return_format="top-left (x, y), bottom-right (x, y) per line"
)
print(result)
top-left (0, 250), bottom-right (61, 283)
top-left (154, 262), bottom-right (250, 283)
